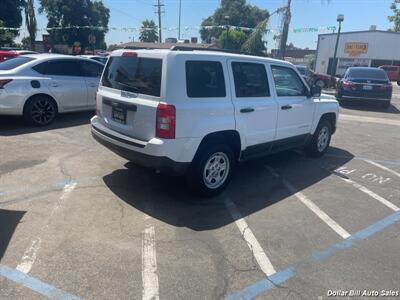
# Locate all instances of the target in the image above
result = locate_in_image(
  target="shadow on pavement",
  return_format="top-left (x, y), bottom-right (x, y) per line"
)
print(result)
top-left (340, 101), bottom-right (400, 114)
top-left (0, 209), bottom-right (26, 261)
top-left (103, 147), bottom-right (354, 231)
top-left (0, 111), bottom-right (94, 136)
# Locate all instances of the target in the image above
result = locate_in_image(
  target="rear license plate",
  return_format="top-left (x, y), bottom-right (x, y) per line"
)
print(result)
top-left (112, 105), bottom-right (127, 124)
top-left (363, 85), bottom-right (373, 90)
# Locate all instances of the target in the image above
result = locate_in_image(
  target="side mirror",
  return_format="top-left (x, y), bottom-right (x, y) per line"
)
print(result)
top-left (310, 85), bottom-right (322, 97)
top-left (397, 81), bottom-right (400, 86)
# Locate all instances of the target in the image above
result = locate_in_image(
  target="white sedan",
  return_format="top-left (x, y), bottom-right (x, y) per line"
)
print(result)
top-left (0, 54), bottom-right (104, 126)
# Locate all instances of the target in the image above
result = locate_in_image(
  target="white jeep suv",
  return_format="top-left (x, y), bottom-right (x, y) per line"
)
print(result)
top-left (91, 49), bottom-right (339, 195)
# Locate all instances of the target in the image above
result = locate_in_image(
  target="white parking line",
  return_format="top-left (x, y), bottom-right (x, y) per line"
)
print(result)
top-left (364, 159), bottom-right (400, 178)
top-left (266, 166), bottom-right (351, 239)
top-left (333, 173), bottom-right (400, 212)
top-left (16, 238), bottom-right (41, 274)
top-left (225, 197), bottom-right (276, 276)
top-left (142, 225), bottom-right (159, 300)
top-left (15, 181), bottom-right (77, 274)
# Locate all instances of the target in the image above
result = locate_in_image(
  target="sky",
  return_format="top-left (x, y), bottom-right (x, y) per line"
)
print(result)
top-left (23, 0), bottom-right (395, 50)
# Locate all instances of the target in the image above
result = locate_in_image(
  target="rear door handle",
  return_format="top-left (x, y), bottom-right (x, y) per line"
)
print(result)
top-left (281, 105), bottom-right (292, 110)
top-left (50, 82), bottom-right (59, 87)
top-left (240, 107), bottom-right (255, 113)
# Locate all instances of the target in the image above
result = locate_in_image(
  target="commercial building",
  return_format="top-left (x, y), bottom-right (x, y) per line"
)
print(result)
top-left (315, 29), bottom-right (400, 76)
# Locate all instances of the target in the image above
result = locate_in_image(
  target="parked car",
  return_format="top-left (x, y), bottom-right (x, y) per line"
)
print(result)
top-left (91, 49), bottom-right (339, 196)
top-left (336, 67), bottom-right (392, 108)
top-left (294, 65), bottom-right (334, 88)
top-left (295, 65), bottom-right (311, 83)
top-left (0, 54), bottom-right (104, 125)
top-left (79, 55), bottom-right (108, 65)
top-left (379, 65), bottom-right (400, 82)
top-left (15, 50), bottom-right (38, 55)
top-left (0, 50), bottom-right (19, 62)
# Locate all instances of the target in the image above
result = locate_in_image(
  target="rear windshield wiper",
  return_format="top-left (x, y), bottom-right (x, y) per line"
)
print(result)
top-left (115, 81), bottom-right (140, 93)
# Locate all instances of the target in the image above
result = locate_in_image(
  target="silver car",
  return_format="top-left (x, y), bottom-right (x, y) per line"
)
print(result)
top-left (0, 54), bottom-right (104, 126)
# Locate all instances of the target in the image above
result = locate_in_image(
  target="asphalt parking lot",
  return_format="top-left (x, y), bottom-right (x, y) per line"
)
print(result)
top-left (1, 86), bottom-right (400, 300)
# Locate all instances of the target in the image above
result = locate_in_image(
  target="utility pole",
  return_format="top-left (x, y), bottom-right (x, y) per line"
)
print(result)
top-left (279, 0), bottom-right (291, 59)
top-left (331, 14), bottom-right (344, 77)
top-left (178, 0), bottom-right (182, 40)
top-left (154, 0), bottom-right (164, 43)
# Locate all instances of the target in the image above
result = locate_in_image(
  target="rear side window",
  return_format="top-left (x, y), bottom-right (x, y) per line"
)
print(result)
top-left (0, 56), bottom-right (35, 70)
top-left (271, 66), bottom-right (307, 97)
top-left (186, 61), bottom-right (226, 98)
top-left (348, 68), bottom-right (388, 80)
top-left (80, 61), bottom-right (103, 77)
top-left (102, 56), bottom-right (162, 97)
top-left (45, 60), bottom-right (82, 76)
top-left (232, 62), bottom-right (270, 97)
top-left (32, 62), bottom-right (47, 74)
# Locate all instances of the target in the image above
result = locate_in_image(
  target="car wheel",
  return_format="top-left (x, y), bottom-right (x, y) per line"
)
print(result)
top-left (305, 119), bottom-right (332, 158)
top-left (24, 95), bottom-right (57, 126)
top-left (187, 144), bottom-right (235, 196)
top-left (381, 101), bottom-right (391, 109)
top-left (315, 79), bottom-right (325, 89)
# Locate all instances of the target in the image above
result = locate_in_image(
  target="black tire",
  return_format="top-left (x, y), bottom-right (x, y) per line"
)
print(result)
top-left (305, 119), bottom-right (332, 158)
top-left (23, 95), bottom-right (57, 126)
top-left (381, 101), bottom-right (391, 109)
top-left (186, 144), bottom-right (235, 196)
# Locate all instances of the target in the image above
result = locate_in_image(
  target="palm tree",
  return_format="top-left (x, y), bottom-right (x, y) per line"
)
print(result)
top-left (24, 0), bottom-right (37, 50)
top-left (139, 20), bottom-right (158, 43)
top-left (241, 19), bottom-right (268, 55)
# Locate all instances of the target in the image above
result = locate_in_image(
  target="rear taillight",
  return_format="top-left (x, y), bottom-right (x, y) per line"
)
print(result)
top-left (342, 80), bottom-right (355, 89)
top-left (0, 79), bottom-right (12, 89)
top-left (382, 83), bottom-right (392, 90)
top-left (156, 103), bottom-right (176, 139)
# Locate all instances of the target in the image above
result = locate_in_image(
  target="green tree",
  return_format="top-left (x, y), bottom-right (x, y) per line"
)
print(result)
top-left (25, 0), bottom-right (37, 50)
top-left (200, 0), bottom-right (268, 43)
top-left (139, 20), bottom-right (158, 43)
top-left (388, 0), bottom-right (400, 32)
top-left (21, 36), bottom-right (31, 49)
top-left (217, 29), bottom-right (247, 51)
top-left (39, 0), bottom-right (110, 52)
top-left (0, 0), bottom-right (25, 46)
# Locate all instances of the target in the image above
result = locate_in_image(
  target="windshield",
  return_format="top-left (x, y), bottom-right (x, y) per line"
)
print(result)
top-left (0, 56), bottom-right (35, 70)
top-left (347, 68), bottom-right (388, 80)
top-left (102, 56), bottom-right (162, 97)
top-left (296, 66), bottom-right (307, 75)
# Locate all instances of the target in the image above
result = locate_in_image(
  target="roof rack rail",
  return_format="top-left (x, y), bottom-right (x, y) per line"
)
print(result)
top-left (169, 45), bottom-right (265, 57)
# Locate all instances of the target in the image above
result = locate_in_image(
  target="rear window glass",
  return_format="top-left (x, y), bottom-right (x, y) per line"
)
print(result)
top-left (186, 61), bottom-right (226, 98)
top-left (348, 68), bottom-right (388, 80)
top-left (102, 56), bottom-right (162, 97)
top-left (232, 62), bottom-right (270, 97)
top-left (0, 56), bottom-right (35, 70)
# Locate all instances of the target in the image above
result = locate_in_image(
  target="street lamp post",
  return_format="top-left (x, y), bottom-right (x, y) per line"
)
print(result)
top-left (224, 15), bottom-right (230, 49)
top-left (178, 0), bottom-right (182, 40)
top-left (331, 14), bottom-right (344, 77)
